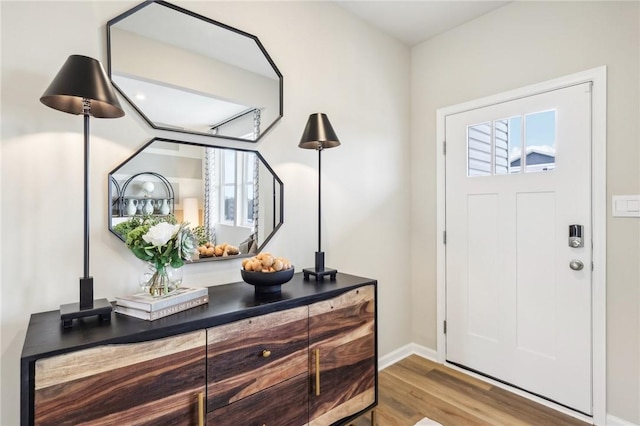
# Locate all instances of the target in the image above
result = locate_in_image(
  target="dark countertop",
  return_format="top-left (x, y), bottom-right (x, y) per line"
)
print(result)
top-left (21, 272), bottom-right (376, 362)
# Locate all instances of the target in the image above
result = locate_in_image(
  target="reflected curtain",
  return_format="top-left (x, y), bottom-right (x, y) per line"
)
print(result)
top-left (252, 110), bottom-right (260, 247)
top-left (203, 147), bottom-right (217, 245)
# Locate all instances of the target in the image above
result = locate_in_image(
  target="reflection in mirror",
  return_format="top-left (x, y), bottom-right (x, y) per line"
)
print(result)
top-left (107, 1), bottom-right (282, 142)
top-left (109, 138), bottom-right (284, 262)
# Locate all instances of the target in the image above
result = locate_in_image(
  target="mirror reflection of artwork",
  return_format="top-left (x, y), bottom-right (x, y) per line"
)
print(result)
top-left (107, 1), bottom-right (283, 142)
top-left (109, 138), bottom-right (283, 262)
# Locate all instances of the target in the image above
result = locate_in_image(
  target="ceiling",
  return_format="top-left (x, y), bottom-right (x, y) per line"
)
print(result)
top-left (334, 1), bottom-right (510, 46)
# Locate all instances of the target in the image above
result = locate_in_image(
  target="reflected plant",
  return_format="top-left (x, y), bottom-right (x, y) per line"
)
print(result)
top-left (113, 214), bottom-right (177, 239)
top-left (192, 225), bottom-right (209, 246)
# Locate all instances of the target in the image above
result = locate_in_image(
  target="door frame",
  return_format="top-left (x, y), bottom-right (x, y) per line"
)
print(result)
top-left (435, 67), bottom-right (607, 424)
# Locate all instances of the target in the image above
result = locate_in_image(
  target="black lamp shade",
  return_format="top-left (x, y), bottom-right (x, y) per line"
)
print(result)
top-left (299, 113), bottom-right (340, 150)
top-left (40, 55), bottom-right (124, 118)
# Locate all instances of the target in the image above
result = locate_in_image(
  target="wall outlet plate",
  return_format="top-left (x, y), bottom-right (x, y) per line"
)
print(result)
top-left (612, 195), bottom-right (640, 217)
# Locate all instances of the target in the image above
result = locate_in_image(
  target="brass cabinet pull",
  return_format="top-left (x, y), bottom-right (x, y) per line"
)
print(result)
top-left (198, 392), bottom-right (204, 426)
top-left (262, 349), bottom-right (271, 358)
top-left (315, 348), bottom-right (321, 396)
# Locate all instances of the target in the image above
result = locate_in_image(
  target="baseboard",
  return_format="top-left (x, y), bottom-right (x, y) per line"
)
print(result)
top-left (606, 415), bottom-right (639, 426)
top-left (379, 343), bottom-right (638, 426)
top-left (378, 343), bottom-right (437, 371)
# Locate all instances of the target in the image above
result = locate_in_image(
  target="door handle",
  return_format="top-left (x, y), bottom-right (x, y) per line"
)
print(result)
top-left (197, 392), bottom-right (204, 426)
top-left (569, 259), bottom-right (584, 271)
top-left (315, 348), bottom-right (321, 396)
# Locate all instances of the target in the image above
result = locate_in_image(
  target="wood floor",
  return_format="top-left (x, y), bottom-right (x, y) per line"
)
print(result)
top-left (350, 355), bottom-right (589, 426)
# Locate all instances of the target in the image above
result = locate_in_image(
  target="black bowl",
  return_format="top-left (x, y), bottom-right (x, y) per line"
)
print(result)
top-left (241, 267), bottom-right (295, 295)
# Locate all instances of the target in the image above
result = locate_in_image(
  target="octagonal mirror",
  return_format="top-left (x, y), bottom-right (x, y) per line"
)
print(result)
top-left (107, 1), bottom-right (283, 142)
top-left (109, 138), bottom-right (284, 261)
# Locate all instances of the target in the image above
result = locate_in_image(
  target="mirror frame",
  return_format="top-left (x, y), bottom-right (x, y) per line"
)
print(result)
top-left (106, 0), bottom-right (283, 142)
top-left (108, 137), bottom-right (284, 262)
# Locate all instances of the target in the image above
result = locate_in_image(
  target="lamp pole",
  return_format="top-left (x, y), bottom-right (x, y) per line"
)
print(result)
top-left (80, 101), bottom-right (93, 309)
top-left (316, 147), bottom-right (324, 272)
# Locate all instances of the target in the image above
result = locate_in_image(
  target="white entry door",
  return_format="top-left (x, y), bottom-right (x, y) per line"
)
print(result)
top-left (445, 83), bottom-right (592, 414)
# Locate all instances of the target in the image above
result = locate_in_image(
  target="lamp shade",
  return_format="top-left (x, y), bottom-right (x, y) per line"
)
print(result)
top-left (298, 113), bottom-right (340, 150)
top-left (40, 55), bottom-right (124, 118)
top-left (183, 197), bottom-right (200, 227)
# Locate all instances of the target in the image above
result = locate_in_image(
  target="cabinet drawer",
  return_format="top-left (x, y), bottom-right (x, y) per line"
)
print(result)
top-left (207, 306), bottom-right (309, 411)
top-left (207, 373), bottom-right (308, 426)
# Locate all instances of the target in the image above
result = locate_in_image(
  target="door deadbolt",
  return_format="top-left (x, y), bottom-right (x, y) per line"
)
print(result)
top-left (569, 224), bottom-right (584, 248)
top-left (569, 259), bottom-right (584, 271)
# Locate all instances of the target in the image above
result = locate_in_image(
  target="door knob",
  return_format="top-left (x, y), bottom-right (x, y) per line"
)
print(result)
top-left (569, 259), bottom-right (584, 271)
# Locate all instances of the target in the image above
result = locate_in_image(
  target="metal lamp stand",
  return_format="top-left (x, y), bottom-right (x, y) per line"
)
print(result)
top-left (302, 148), bottom-right (337, 281)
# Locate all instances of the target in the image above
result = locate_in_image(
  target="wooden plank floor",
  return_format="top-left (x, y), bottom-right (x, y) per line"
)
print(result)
top-left (350, 355), bottom-right (589, 426)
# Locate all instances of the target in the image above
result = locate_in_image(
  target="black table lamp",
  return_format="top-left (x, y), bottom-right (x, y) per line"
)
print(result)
top-left (40, 55), bottom-right (125, 327)
top-left (299, 113), bottom-right (340, 281)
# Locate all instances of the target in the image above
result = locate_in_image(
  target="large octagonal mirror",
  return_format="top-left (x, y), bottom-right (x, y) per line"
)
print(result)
top-left (107, 1), bottom-right (283, 142)
top-left (109, 138), bottom-right (284, 261)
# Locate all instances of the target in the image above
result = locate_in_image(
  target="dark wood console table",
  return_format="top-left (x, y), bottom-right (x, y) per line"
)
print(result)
top-left (21, 272), bottom-right (378, 425)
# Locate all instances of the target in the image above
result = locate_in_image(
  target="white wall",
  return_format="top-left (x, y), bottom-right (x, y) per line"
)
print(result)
top-left (411, 1), bottom-right (640, 423)
top-left (0, 2), bottom-right (411, 425)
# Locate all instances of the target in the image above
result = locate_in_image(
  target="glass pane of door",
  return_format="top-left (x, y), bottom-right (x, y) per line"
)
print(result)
top-left (524, 110), bottom-right (556, 173)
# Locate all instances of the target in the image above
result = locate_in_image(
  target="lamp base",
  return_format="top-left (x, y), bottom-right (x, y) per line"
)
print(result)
top-left (60, 277), bottom-right (112, 328)
top-left (302, 251), bottom-right (337, 281)
top-left (303, 267), bottom-right (337, 281)
top-left (60, 299), bottom-right (112, 328)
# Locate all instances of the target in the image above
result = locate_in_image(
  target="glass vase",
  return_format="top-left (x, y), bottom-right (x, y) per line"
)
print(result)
top-left (139, 263), bottom-right (183, 297)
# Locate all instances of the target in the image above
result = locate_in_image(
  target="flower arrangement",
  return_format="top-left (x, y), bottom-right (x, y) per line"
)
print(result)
top-left (121, 216), bottom-right (198, 296)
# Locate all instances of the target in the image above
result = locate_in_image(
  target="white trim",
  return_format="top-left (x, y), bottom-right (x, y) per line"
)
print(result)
top-left (436, 66), bottom-right (607, 425)
top-left (606, 415), bottom-right (639, 426)
top-left (378, 343), bottom-right (437, 371)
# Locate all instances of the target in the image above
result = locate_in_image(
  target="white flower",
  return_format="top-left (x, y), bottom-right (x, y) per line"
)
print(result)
top-left (143, 222), bottom-right (179, 247)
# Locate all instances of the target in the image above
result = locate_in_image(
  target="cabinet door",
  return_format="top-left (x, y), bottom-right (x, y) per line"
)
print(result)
top-left (34, 330), bottom-right (206, 426)
top-left (206, 306), bottom-right (308, 411)
top-left (309, 285), bottom-right (376, 425)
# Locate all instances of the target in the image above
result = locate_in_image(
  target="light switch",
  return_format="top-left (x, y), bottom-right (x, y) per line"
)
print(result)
top-left (612, 195), bottom-right (640, 217)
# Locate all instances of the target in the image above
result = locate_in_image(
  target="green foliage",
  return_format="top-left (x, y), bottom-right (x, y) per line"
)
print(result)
top-left (121, 217), bottom-right (197, 271)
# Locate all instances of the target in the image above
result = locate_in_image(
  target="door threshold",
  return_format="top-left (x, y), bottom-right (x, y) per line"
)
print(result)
top-left (444, 360), bottom-right (594, 425)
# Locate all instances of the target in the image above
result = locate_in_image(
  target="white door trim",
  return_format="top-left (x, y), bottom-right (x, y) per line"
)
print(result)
top-left (435, 66), bottom-right (607, 425)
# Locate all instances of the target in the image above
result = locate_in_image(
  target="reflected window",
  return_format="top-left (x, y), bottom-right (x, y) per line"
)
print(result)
top-left (218, 150), bottom-right (256, 227)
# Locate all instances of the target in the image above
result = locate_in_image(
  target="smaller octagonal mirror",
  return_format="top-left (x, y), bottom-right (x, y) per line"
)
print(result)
top-left (107, 1), bottom-right (283, 142)
top-left (109, 138), bottom-right (284, 262)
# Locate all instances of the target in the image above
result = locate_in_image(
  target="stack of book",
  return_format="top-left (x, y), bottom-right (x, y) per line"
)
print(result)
top-left (114, 287), bottom-right (209, 321)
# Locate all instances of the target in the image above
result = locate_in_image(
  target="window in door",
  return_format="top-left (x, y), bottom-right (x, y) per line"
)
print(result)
top-left (467, 110), bottom-right (556, 177)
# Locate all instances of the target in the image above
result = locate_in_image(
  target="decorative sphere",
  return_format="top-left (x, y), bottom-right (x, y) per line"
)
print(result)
top-left (141, 181), bottom-right (155, 195)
